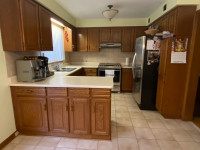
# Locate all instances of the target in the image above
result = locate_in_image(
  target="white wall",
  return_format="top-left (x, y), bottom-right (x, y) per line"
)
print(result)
top-left (0, 30), bottom-right (16, 143)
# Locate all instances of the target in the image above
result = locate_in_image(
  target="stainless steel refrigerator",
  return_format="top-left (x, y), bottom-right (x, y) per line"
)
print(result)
top-left (132, 35), bottom-right (160, 110)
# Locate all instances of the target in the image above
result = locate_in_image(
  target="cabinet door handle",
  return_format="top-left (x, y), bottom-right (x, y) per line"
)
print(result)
top-left (66, 104), bottom-right (69, 111)
top-left (44, 104), bottom-right (47, 111)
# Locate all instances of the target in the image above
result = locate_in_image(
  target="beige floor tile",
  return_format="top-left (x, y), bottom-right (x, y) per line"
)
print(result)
top-left (115, 100), bottom-right (126, 106)
top-left (129, 112), bottom-right (145, 119)
top-left (176, 120), bottom-right (198, 131)
top-left (13, 144), bottom-right (35, 150)
top-left (162, 119), bottom-right (184, 130)
top-left (138, 139), bottom-right (160, 150)
top-left (186, 130), bottom-right (200, 142)
top-left (117, 126), bottom-right (136, 138)
top-left (169, 129), bottom-right (194, 142)
top-left (147, 119), bottom-right (166, 129)
top-left (152, 128), bottom-right (174, 140)
top-left (3, 143), bottom-right (17, 150)
top-left (116, 117), bottom-right (132, 126)
top-left (178, 141), bottom-right (200, 150)
top-left (142, 111), bottom-right (163, 119)
top-left (34, 146), bottom-right (55, 150)
top-left (157, 140), bottom-right (182, 150)
top-left (55, 148), bottom-right (75, 150)
top-left (77, 139), bottom-right (98, 149)
top-left (134, 128), bottom-right (155, 140)
top-left (131, 119), bottom-right (149, 128)
top-left (20, 136), bottom-right (42, 146)
top-left (118, 138), bottom-right (139, 150)
top-left (57, 138), bottom-right (78, 149)
top-left (116, 110), bottom-right (130, 118)
top-left (111, 126), bottom-right (118, 139)
top-left (98, 139), bottom-right (118, 150)
top-left (115, 106), bottom-right (128, 111)
top-left (38, 136), bottom-right (61, 147)
top-left (128, 106), bottom-right (141, 113)
top-left (10, 135), bottom-right (25, 144)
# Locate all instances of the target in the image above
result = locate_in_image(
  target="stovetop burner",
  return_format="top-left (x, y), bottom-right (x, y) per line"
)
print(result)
top-left (98, 63), bottom-right (122, 69)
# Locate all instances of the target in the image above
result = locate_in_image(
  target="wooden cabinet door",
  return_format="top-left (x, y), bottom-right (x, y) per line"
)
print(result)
top-left (121, 28), bottom-right (134, 52)
top-left (69, 97), bottom-right (90, 134)
top-left (168, 10), bottom-right (177, 34)
top-left (15, 97), bottom-right (48, 132)
top-left (100, 28), bottom-right (110, 43)
top-left (20, 0), bottom-right (41, 50)
top-left (88, 28), bottom-right (99, 52)
top-left (91, 99), bottom-right (110, 136)
top-left (156, 39), bottom-right (168, 111)
top-left (111, 28), bottom-right (122, 43)
top-left (39, 6), bottom-right (53, 51)
top-left (48, 97), bottom-right (69, 133)
top-left (121, 68), bottom-right (134, 92)
top-left (77, 28), bottom-right (88, 51)
top-left (160, 17), bottom-right (169, 31)
top-left (135, 26), bottom-right (146, 38)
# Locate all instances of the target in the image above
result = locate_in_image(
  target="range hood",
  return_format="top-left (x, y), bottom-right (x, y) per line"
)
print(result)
top-left (100, 43), bottom-right (121, 48)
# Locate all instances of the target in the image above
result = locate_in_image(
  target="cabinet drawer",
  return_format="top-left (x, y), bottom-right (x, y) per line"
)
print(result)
top-left (91, 89), bottom-right (111, 98)
top-left (46, 87), bottom-right (67, 96)
top-left (84, 68), bottom-right (97, 76)
top-left (68, 88), bottom-right (90, 97)
top-left (12, 87), bottom-right (46, 96)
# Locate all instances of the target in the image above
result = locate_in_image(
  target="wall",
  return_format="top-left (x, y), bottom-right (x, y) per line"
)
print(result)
top-left (0, 30), bottom-right (16, 143)
top-left (36, 0), bottom-right (76, 26)
top-left (76, 18), bottom-right (147, 27)
top-left (67, 48), bottom-right (134, 65)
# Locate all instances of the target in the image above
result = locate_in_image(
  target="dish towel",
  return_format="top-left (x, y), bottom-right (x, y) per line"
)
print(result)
top-left (105, 70), bottom-right (115, 77)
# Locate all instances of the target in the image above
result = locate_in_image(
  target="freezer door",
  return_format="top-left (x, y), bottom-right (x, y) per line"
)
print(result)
top-left (132, 36), bottom-right (146, 105)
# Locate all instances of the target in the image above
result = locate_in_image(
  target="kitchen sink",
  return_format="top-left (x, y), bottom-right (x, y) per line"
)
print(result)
top-left (56, 68), bottom-right (76, 72)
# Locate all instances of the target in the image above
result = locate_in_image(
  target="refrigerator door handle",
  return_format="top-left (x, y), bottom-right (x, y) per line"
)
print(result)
top-left (132, 53), bottom-right (137, 78)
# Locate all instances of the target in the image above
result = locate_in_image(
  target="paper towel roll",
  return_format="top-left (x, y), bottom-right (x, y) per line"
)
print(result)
top-left (125, 57), bottom-right (130, 66)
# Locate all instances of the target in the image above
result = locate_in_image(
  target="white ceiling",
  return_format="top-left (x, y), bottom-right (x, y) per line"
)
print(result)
top-left (55, 0), bottom-right (166, 19)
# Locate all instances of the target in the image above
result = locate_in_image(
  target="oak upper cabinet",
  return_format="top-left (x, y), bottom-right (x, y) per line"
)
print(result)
top-left (68, 88), bottom-right (90, 135)
top-left (48, 97), bottom-right (69, 134)
top-left (110, 28), bottom-right (122, 43)
top-left (121, 28), bottom-right (135, 52)
top-left (168, 9), bottom-right (177, 34)
top-left (135, 26), bottom-right (146, 38)
top-left (39, 6), bottom-right (53, 51)
top-left (91, 99), bottom-right (110, 135)
top-left (20, 0), bottom-right (41, 50)
top-left (121, 68), bottom-right (134, 92)
top-left (100, 28), bottom-right (122, 43)
top-left (77, 28), bottom-right (88, 52)
top-left (100, 28), bottom-right (110, 43)
top-left (88, 28), bottom-right (99, 52)
top-left (0, 0), bottom-right (53, 51)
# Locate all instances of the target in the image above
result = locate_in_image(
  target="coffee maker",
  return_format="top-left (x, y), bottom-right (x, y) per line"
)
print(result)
top-left (16, 56), bottom-right (54, 82)
top-left (16, 60), bottom-right (45, 82)
top-left (38, 56), bottom-right (54, 77)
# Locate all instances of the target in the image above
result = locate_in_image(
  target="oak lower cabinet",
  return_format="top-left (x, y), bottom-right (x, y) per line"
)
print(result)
top-left (69, 97), bottom-right (90, 135)
top-left (11, 87), bottom-right (111, 139)
top-left (91, 98), bottom-right (110, 135)
top-left (47, 97), bottom-right (69, 134)
top-left (121, 68), bottom-right (134, 92)
top-left (14, 97), bottom-right (48, 132)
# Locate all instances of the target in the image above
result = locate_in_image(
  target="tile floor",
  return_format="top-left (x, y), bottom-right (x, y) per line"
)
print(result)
top-left (3, 93), bottom-right (200, 150)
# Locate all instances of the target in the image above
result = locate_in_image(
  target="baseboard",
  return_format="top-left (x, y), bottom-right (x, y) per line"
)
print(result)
top-left (0, 131), bottom-right (17, 149)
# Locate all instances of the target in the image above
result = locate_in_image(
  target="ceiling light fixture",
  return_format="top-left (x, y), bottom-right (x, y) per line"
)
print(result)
top-left (102, 5), bottom-right (119, 21)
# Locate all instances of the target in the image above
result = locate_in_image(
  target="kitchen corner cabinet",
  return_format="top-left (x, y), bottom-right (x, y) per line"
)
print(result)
top-left (0, 0), bottom-right (53, 51)
top-left (121, 68), bottom-right (134, 92)
top-left (11, 87), bottom-right (111, 140)
top-left (100, 28), bottom-right (122, 43)
top-left (77, 28), bottom-right (88, 51)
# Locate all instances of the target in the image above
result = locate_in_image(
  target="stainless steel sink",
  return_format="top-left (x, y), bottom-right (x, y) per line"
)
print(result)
top-left (56, 68), bottom-right (76, 72)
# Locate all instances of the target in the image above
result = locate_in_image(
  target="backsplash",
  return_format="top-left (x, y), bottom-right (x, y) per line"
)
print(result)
top-left (66, 48), bottom-right (134, 65)
top-left (5, 51), bottom-right (40, 77)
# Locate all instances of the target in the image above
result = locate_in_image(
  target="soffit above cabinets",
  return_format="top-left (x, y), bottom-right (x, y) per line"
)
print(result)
top-left (55, 0), bottom-right (166, 19)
